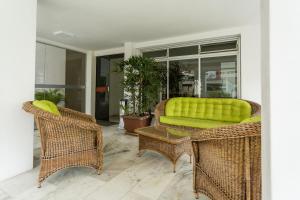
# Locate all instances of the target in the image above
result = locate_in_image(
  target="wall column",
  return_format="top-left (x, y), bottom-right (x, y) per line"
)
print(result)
top-left (0, 0), bottom-right (37, 181)
top-left (262, 0), bottom-right (300, 199)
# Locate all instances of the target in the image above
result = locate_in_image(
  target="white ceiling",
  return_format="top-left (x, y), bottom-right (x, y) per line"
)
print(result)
top-left (37, 0), bottom-right (260, 50)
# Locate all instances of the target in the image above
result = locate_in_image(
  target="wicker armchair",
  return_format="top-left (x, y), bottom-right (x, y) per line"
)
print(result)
top-left (23, 101), bottom-right (103, 187)
top-left (191, 122), bottom-right (261, 200)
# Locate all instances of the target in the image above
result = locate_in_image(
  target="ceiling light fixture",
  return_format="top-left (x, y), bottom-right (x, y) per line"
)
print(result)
top-left (53, 31), bottom-right (75, 38)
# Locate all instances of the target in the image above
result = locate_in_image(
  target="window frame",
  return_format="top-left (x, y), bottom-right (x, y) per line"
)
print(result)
top-left (140, 36), bottom-right (241, 100)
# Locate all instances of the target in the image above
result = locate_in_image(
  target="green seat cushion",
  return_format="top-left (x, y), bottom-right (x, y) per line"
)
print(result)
top-left (165, 97), bottom-right (252, 123)
top-left (160, 116), bottom-right (235, 129)
top-left (33, 100), bottom-right (60, 115)
top-left (241, 115), bottom-right (261, 123)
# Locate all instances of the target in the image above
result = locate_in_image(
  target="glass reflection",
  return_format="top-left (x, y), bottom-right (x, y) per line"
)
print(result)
top-left (169, 59), bottom-right (199, 97)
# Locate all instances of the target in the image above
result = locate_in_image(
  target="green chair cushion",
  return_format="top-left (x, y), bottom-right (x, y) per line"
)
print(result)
top-left (33, 100), bottom-right (60, 115)
top-left (241, 115), bottom-right (261, 123)
top-left (160, 116), bottom-right (235, 129)
top-left (165, 97), bottom-right (252, 123)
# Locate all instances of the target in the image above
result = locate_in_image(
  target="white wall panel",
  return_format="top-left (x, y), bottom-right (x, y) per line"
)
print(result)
top-left (44, 45), bottom-right (66, 85)
top-left (35, 42), bottom-right (46, 84)
top-left (0, 0), bottom-right (36, 181)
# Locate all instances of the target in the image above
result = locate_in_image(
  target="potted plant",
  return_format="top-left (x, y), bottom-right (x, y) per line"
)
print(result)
top-left (118, 56), bottom-right (165, 135)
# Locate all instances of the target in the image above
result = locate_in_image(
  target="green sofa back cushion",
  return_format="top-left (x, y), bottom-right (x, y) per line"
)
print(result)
top-left (33, 100), bottom-right (60, 116)
top-left (160, 116), bottom-right (235, 129)
top-left (165, 97), bottom-right (252, 123)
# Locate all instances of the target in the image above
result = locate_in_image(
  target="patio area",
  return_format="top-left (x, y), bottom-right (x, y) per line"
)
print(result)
top-left (0, 125), bottom-right (209, 200)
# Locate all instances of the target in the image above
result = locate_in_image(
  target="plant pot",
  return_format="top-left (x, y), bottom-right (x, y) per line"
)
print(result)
top-left (123, 115), bottom-right (152, 136)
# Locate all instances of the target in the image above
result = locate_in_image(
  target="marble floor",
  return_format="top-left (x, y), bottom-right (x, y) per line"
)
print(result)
top-left (0, 125), bottom-right (209, 200)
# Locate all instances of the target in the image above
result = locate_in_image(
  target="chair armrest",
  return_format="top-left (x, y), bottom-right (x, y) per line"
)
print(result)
top-left (58, 107), bottom-right (96, 122)
top-left (22, 101), bottom-right (100, 131)
top-left (39, 114), bottom-right (101, 132)
top-left (191, 122), bottom-right (261, 142)
top-left (154, 100), bottom-right (168, 126)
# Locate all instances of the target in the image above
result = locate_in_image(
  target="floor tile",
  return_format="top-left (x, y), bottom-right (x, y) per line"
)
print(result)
top-left (12, 184), bottom-right (56, 200)
top-left (120, 192), bottom-right (151, 200)
top-left (0, 125), bottom-right (209, 200)
top-left (0, 189), bottom-right (11, 200)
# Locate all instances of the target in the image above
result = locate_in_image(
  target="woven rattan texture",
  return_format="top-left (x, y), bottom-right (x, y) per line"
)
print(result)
top-left (23, 101), bottom-right (103, 187)
top-left (154, 98), bottom-right (261, 200)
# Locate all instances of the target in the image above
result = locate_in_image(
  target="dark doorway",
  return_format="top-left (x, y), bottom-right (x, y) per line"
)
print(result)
top-left (95, 54), bottom-right (124, 122)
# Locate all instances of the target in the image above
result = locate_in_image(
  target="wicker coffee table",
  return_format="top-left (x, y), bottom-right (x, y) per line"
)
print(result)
top-left (135, 126), bottom-right (192, 173)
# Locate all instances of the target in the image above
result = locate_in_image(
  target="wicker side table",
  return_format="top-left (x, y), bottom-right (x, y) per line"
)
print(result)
top-left (135, 126), bottom-right (192, 173)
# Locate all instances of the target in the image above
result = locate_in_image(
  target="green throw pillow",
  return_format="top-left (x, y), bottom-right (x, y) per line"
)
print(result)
top-left (241, 115), bottom-right (261, 123)
top-left (33, 100), bottom-right (60, 115)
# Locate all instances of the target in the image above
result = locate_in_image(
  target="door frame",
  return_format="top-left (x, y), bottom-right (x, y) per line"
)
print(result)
top-left (95, 54), bottom-right (124, 121)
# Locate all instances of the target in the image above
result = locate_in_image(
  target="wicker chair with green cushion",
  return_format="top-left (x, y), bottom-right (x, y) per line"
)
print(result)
top-left (154, 97), bottom-right (261, 199)
top-left (23, 101), bottom-right (103, 187)
top-left (155, 97), bottom-right (261, 130)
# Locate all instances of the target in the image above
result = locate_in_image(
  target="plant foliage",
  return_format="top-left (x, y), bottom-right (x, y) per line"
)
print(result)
top-left (118, 56), bottom-right (165, 116)
top-left (35, 89), bottom-right (64, 105)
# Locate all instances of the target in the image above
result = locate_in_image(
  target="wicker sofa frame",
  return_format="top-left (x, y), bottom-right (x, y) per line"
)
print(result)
top-left (154, 98), bottom-right (261, 200)
top-left (23, 101), bottom-right (103, 187)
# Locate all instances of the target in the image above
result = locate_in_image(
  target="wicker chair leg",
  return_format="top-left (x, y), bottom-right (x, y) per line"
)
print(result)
top-left (137, 150), bottom-right (145, 157)
top-left (194, 192), bottom-right (199, 199)
top-left (173, 162), bottom-right (176, 173)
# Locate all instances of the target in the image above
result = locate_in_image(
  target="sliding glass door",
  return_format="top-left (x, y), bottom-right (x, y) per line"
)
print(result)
top-left (201, 56), bottom-right (237, 98)
top-left (169, 59), bottom-right (199, 98)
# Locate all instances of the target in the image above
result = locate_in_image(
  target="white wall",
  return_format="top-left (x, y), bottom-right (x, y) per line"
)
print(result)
top-left (85, 51), bottom-right (94, 114)
top-left (261, 0), bottom-right (271, 199)
top-left (262, 0), bottom-right (300, 199)
top-left (109, 58), bottom-right (124, 117)
top-left (0, 0), bottom-right (37, 181)
top-left (37, 37), bottom-right (88, 54)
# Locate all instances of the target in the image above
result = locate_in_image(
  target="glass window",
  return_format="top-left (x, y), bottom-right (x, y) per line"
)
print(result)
top-left (159, 62), bottom-right (168, 101)
top-left (143, 50), bottom-right (167, 58)
top-left (200, 56), bottom-right (237, 98)
top-left (140, 38), bottom-right (240, 100)
top-left (169, 59), bottom-right (199, 97)
top-left (201, 41), bottom-right (237, 53)
top-left (169, 46), bottom-right (198, 57)
top-left (35, 88), bottom-right (65, 107)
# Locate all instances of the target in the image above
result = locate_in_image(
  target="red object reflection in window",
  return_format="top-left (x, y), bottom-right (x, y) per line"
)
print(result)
top-left (96, 86), bottom-right (108, 93)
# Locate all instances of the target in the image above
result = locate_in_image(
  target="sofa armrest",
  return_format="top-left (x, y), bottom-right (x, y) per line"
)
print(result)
top-left (245, 100), bottom-right (261, 116)
top-left (154, 100), bottom-right (168, 126)
top-left (191, 122), bottom-right (261, 142)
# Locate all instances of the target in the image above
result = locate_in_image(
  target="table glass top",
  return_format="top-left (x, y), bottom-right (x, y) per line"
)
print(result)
top-left (135, 126), bottom-right (192, 143)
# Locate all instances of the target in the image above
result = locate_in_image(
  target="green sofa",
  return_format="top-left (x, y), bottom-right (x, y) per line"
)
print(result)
top-left (155, 97), bottom-right (260, 129)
